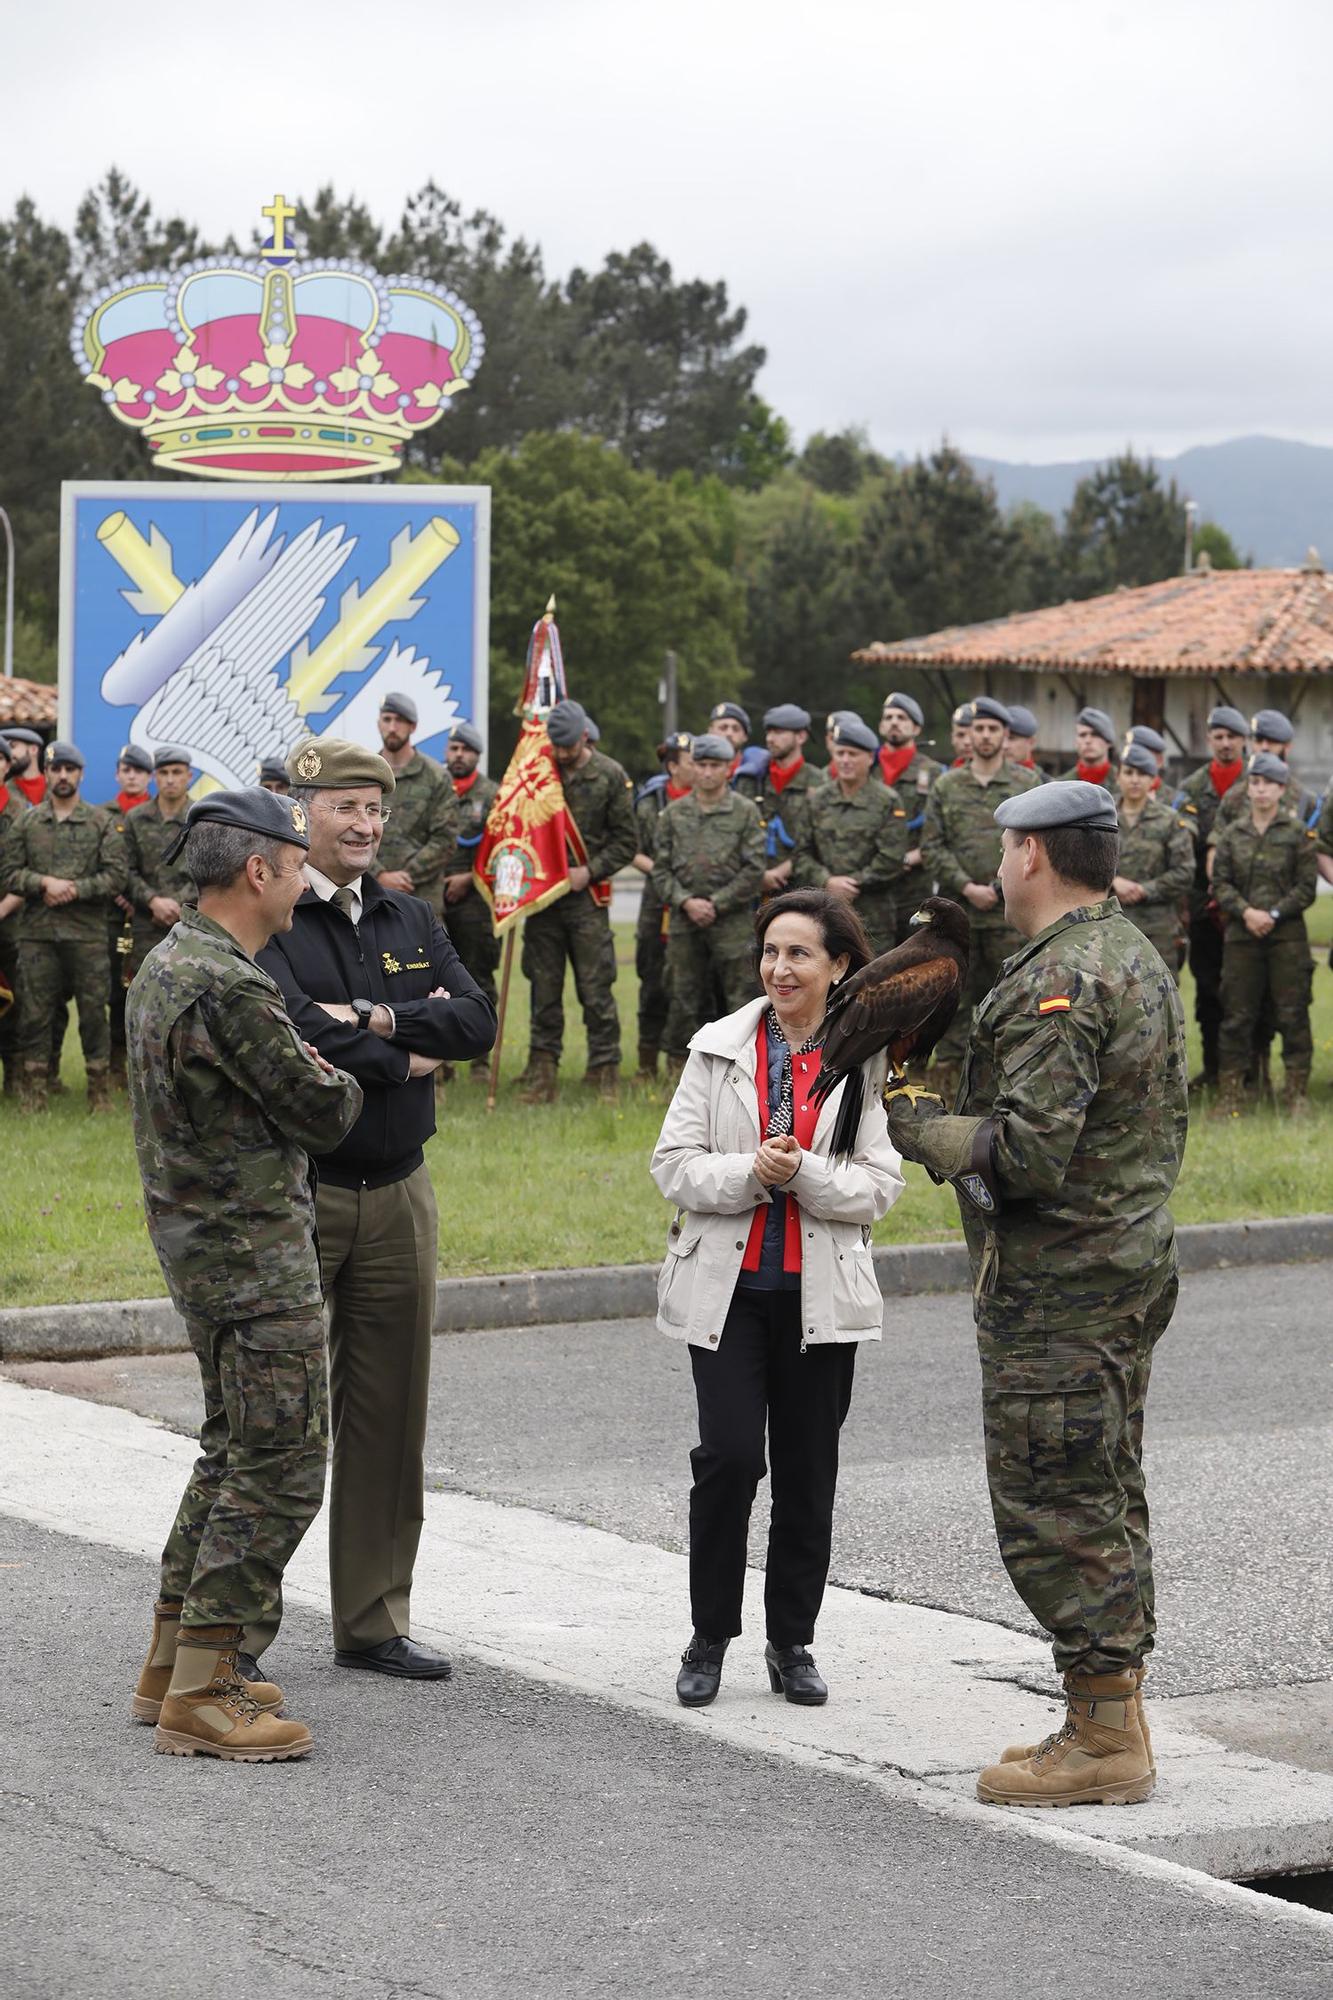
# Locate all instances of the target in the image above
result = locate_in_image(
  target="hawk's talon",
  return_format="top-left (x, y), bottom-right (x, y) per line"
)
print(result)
top-left (882, 1082), bottom-right (945, 1111)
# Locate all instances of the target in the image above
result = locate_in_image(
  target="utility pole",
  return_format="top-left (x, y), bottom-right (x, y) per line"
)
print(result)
top-left (659, 649), bottom-right (678, 737)
top-left (1183, 499), bottom-right (1198, 575)
top-left (0, 506), bottom-right (13, 678)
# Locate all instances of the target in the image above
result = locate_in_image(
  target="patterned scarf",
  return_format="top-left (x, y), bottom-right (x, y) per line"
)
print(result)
top-left (765, 1006), bottom-right (827, 1138)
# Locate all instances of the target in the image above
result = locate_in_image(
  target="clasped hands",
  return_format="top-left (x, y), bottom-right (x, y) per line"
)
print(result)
top-left (753, 1132), bottom-right (801, 1187)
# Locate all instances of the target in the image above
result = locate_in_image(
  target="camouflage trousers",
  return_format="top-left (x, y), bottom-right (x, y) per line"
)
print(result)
top-left (16, 938), bottom-right (110, 1066)
top-left (161, 1308), bottom-right (328, 1629)
top-left (635, 893), bottom-right (669, 1049)
top-left (1218, 929), bottom-right (1313, 1075)
top-left (1187, 901), bottom-right (1224, 1074)
top-left (664, 911), bottom-right (760, 1055)
top-left (445, 895), bottom-right (502, 1013)
top-left (933, 917), bottom-right (1023, 1067)
top-left (979, 1273), bottom-right (1177, 1676)
top-left (0, 924), bottom-right (18, 1074)
top-left (522, 890), bottom-right (621, 1067)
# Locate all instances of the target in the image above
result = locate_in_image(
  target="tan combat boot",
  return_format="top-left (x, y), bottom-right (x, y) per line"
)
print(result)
top-left (154, 1625), bottom-right (313, 1761)
top-left (132, 1599), bottom-right (283, 1725)
top-left (18, 1061), bottom-right (48, 1114)
top-left (632, 1042), bottom-right (659, 1084)
top-left (583, 1063), bottom-right (620, 1103)
top-left (108, 1049), bottom-right (128, 1090)
top-left (1280, 1066), bottom-right (1311, 1118)
top-left (977, 1668), bottom-right (1153, 1807)
top-left (517, 1052), bottom-right (559, 1105)
top-left (661, 1054), bottom-right (686, 1089)
top-left (85, 1063), bottom-right (113, 1113)
top-left (1207, 1069), bottom-right (1248, 1120)
top-left (997, 1665), bottom-right (1154, 1777)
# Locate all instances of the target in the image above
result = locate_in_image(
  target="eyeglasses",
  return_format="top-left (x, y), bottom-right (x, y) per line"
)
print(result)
top-left (328, 802), bottom-right (392, 823)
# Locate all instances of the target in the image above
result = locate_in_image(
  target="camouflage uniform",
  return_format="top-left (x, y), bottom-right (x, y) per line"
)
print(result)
top-left (441, 771), bottom-right (501, 1012)
top-left (368, 750), bottom-right (457, 908)
top-left (523, 748), bottom-right (637, 1067)
top-left (1211, 809), bottom-right (1318, 1083)
top-left (757, 757), bottom-right (823, 887)
top-left (123, 798), bottom-right (194, 973)
top-left (920, 763), bottom-right (1041, 1068)
top-left (127, 908), bottom-right (362, 1630)
top-left (1211, 765), bottom-right (1321, 834)
top-left (652, 790), bottom-right (764, 1051)
top-left (0, 789), bottom-right (27, 1083)
top-left (4, 799), bottom-right (126, 1075)
top-left (1172, 764), bottom-right (1239, 1081)
top-left (955, 901), bottom-right (1188, 1674)
top-left (792, 777), bottom-right (910, 954)
top-left (873, 747), bottom-right (943, 940)
top-left (1319, 792), bottom-right (1333, 969)
top-left (97, 795), bottom-right (144, 1074)
top-left (1114, 796), bottom-right (1194, 973)
top-left (633, 778), bottom-right (676, 1057)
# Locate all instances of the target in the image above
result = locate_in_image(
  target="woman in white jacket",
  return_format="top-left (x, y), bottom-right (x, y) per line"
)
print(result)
top-left (650, 889), bottom-right (904, 1710)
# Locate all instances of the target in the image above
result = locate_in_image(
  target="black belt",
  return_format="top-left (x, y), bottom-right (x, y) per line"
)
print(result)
top-left (316, 1147), bottom-right (425, 1192)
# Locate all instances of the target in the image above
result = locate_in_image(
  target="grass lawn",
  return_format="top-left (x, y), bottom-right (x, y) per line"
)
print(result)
top-left (2, 912), bottom-right (1331, 1309)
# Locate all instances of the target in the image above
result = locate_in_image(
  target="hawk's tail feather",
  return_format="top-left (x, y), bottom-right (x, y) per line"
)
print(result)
top-left (829, 1072), bottom-right (863, 1163)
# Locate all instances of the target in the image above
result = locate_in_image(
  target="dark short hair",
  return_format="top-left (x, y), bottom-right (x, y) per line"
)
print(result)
top-left (753, 889), bottom-right (874, 976)
top-left (1037, 825), bottom-right (1119, 894)
top-left (189, 824), bottom-right (290, 891)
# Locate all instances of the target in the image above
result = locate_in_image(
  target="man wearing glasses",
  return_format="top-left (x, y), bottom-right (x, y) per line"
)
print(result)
top-left (247, 737), bottom-right (496, 1683)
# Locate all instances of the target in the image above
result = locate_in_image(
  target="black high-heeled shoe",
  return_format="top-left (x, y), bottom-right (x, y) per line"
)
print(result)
top-left (765, 1642), bottom-right (828, 1705)
top-left (676, 1634), bottom-right (728, 1707)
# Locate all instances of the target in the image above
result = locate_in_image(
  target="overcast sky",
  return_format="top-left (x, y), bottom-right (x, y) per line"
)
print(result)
top-left (5, 0), bottom-right (1331, 463)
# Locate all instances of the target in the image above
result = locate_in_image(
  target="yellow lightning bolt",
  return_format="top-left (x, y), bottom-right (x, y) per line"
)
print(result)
top-left (97, 512), bottom-right (184, 614)
top-left (286, 515), bottom-right (461, 716)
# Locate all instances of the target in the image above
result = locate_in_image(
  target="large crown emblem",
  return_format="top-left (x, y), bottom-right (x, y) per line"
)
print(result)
top-left (71, 194), bottom-right (484, 480)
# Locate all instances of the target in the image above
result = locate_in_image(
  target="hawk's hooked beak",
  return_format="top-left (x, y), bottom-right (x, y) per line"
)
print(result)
top-left (908, 909), bottom-right (930, 928)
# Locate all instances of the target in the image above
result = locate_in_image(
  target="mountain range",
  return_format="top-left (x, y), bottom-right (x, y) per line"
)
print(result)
top-left (966, 435), bottom-right (1333, 570)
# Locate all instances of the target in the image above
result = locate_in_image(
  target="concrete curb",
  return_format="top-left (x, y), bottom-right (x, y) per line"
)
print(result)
top-left (1, 1212), bottom-right (1328, 1364)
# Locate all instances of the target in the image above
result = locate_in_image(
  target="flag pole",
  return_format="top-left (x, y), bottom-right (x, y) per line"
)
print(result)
top-left (485, 929), bottom-right (518, 1112)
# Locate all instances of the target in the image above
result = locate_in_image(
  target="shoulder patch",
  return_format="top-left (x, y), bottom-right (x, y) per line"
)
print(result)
top-left (1037, 995), bottom-right (1072, 1014)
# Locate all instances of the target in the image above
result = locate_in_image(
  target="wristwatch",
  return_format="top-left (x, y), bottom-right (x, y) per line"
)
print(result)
top-left (352, 998), bottom-right (376, 1029)
top-left (1269, 907), bottom-right (1281, 922)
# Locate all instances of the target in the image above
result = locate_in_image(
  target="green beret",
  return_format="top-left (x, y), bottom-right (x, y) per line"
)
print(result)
top-left (286, 737), bottom-right (396, 793)
top-left (166, 786), bottom-right (311, 864)
top-left (994, 780), bottom-right (1119, 834)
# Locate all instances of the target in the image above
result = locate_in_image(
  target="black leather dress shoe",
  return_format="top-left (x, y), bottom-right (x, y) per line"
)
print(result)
top-left (676, 1634), bottom-right (728, 1707)
top-left (333, 1636), bottom-right (453, 1680)
top-left (765, 1642), bottom-right (828, 1705)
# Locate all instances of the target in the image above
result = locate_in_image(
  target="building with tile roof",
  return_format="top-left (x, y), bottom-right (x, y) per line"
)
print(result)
top-left (0, 677), bottom-right (58, 732)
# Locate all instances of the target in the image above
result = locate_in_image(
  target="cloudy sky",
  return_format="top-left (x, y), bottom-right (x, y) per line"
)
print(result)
top-left (5, 0), bottom-right (1331, 463)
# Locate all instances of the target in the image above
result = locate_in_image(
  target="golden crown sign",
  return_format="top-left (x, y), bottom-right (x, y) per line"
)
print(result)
top-left (71, 194), bottom-right (485, 480)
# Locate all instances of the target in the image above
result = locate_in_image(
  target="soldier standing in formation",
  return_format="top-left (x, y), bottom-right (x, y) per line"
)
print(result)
top-left (873, 691), bottom-right (943, 939)
top-left (1112, 744), bottom-right (1194, 976)
top-left (0, 738), bottom-right (27, 1090)
top-left (1060, 706), bottom-right (1120, 793)
top-left (921, 697), bottom-right (1041, 1094)
top-left (631, 732), bottom-right (695, 1082)
top-left (1172, 705), bottom-right (1249, 1089)
top-left (886, 781), bottom-right (1187, 1809)
top-left (1212, 708), bottom-right (1320, 832)
top-left (652, 733), bottom-right (764, 1065)
top-left (258, 756), bottom-right (291, 794)
top-left (102, 744), bottom-right (154, 1086)
top-left (519, 699), bottom-right (636, 1104)
top-left (1210, 752), bottom-right (1318, 1116)
top-left (708, 701), bottom-right (768, 801)
top-left (127, 787), bottom-right (362, 1761)
top-left (369, 692), bottom-right (456, 907)
top-left (793, 715), bottom-right (908, 954)
top-left (757, 704), bottom-right (821, 894)
top-left (948, 703), bottom-right (975, 766)
top-left (1005, 705), bottom-right (1043, 777)
top-left (440, 720), bottom-right (501, 1083)
top-left (3, 727), bottom-right (47, 805)
top-left (1125, 724), bottom-right (1168, 789)
top-left (122, 748), bottom-right (197, 1036)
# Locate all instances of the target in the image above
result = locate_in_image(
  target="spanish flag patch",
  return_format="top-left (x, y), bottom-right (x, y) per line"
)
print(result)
top-left (1038, 996), bottom-right (1072, 1014)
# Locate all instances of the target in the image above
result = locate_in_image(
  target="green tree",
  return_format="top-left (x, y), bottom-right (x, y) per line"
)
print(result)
top-left (1007, 499), bottom-right (1069, 610)
top-left (1062, 451), bottom-right (1189, 597)
top-left (1193, 520), bottom-right (1245, 570)
top-left (741, 495), bottom-right (873, 720)
top-left (797, 427), bottom-right (885, 496)
top-left (848, 446), bottom-right (1021, 640)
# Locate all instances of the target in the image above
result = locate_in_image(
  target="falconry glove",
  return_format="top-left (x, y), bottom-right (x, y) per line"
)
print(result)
top-left (882, 1088), bottom-right (1002, 1218)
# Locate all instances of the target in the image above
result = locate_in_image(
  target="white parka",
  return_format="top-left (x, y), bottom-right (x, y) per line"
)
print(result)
top-left (649, 999), bottom-right (905, 1350)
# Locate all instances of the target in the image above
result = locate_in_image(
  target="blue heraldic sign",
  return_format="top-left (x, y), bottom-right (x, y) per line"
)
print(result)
top-left (59, 481), bottom-right (491, 800)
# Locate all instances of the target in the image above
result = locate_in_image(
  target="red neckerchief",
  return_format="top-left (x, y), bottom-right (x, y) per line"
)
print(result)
top-left (451, 769), bottom-right (480, 797)
top-left (1210, 758), bottom-right (1243, 797)
top-left (951, 754), bottom-right (968, 768)
top-left (1151, 774), bottom-right (1162, 791)
top-left (116, 789), bottom-right (147, 814)
top-left (742, 1017), bottom-right (823, 1274)
top-left (665, 779), bottom-right (691, 801)
top-left (768, 752), bottom-right (805, 796)
top-left (1076, 759), bottom-right (1111, 785)
top-left (727, 753), bottom-right (742, 782)
top-left (877, 742), bottom-right (916, 787)
top-left (16, 773), bottom-right (44, 804)
top-left (1012, 753), bottom-right (1037, 769)
top-left (0, 784), bottom-right (8, 813)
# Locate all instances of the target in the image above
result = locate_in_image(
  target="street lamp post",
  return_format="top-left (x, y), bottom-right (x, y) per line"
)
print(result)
top-left (0, 506), bottom-right (12, 677)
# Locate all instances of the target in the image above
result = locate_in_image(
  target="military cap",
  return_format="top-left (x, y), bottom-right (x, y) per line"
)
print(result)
top-left (1251, 708), bottom-right (1294, 744)
top-left (116, 743), bottom-right (154, 773)
top-left (994, 779), bottom-right (1119, 834)
top-left (449, 720), bottom-right (484, 753)
top-left (1121, 743), bottom-right (1159, 776)
top-left (691, 733), bottom-right (734, 763)
top-left (0, 736), bottom-right (10, 763)
top-left (585, 716), bottom-right (602, 742)
top-left (827, 709), bottom-right (859, 731)
top-left (378, 690), bottom-right (418, 725)
top-left (153, 743), bottom-right (193, 769)
top-left (1006, 705), bottom-right (1039, 739)
top-left (1249, 751), bottom-right (1290, 783)
top-left (1076, 706), bottom-right (1116, 746)
top-left (45, 740), bottom-right (84, 768)
top-left (286, 736), bottom-right (396, 793)
top-left (1128, 725), bottom-right (1166, 755)
top-left (882, 691), bottom-right (924, 727)
top-left (831, 715), bottom-right (879, 754)
top-left (659, 731), bottom-right (694, 761)
top-left (763, 703), bottom-right (812, 731)
top-left (167, 785), bottom-right (311, 864)
top-left (952, 703), bottom-right (976, 727)
top-left (1207, 704), bottom-right (1249, 736)
top-left (258, 754), bottom-right (291, 785)
top-left (545, 699), bottom-right (589, 748)
top-left (709, 701), bottom-right (750, 733)
top-left (2, 726), bottom-right (43, 747)
top-left (972, 695), bottom-right (1013, 728)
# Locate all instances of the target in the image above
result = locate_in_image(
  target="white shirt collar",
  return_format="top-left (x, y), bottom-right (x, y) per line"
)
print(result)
top-left (304, 863), bottom-right (364, 923)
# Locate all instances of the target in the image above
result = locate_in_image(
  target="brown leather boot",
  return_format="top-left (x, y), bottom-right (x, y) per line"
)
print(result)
top-left (998, 1665), bottom-right (1154, 1776)
top-left (583, 1063), bottom-right (620, 1103)
top-left (86, 1063), bottom-right (113, 1113)
top-left (977, 1668), bottom-right (1153, 1807)
top-left (517, 1052), bottom-right (559, 1105)
top-left (661, 1054), bottom-right (686, 1088)
top-left (18, 1062), bottom-right (48, 1114)
top-left (1280, 1066), bottom-right (1311, 1118)
top-left (108, 1049), bottom-right (128, 1089)
top-left (155, 1625), bottom-right (312, 1761)
top-left (1207, 1069), bottom-right (1248, 1119)
top-left (133, 1599), bottom-right (282, 1725)
top-left (632, 1042), bottom-right (659, 1083)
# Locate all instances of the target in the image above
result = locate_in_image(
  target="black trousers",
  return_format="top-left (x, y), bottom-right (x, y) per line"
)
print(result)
top-left (688, 1289), bottom-right (857, 1647)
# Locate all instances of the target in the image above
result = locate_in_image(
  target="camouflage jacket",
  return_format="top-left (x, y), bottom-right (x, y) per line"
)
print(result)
top-left (1211, 810), bottom-right (1318, 931)
top-left (651, 791), bottom-right (765, 918)
top-left (1114, 797), bottom-right (1194, 949)
top-left (442, 771), bottom-right (499, 880)
top-left (1211, 766), bottom-right (1321, 838)
top-left (1317, 789), bottom-right (1333, 860)
top-left (633, 780), bottom-right (681, 929)
top-left (871, 746), bottom-right (943, 836)
top-left (123, 799), bottom-right (195, 948)
top-left (369, 752), bottom-right (457, 903)
top-left (921, 763), bottom-right (1041, 926)
top-left (1171, 764), bottom-right (1241, 902)
top-left (4, 799), bottom-right (127, 942)
top-left (127, 907), bottom-right (362, 1322)
top-left (561, 748), bottom-right (638, 883)
top-left (792, 780), bottom-right (910, 917)
top-left (959, 900), bottom-right (1187, 1336)
top-left (758, 757), bottom-right (823, 862)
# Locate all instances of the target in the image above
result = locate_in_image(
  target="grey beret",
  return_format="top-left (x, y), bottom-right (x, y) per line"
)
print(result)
top-left (45, 740), bottom-right (84, 768)
top-left (827, 710), bottom-right (859, 731)
top-left (379, 690), bottom-right (418, 725)
top-left (882, 691), bottom-right (924, 727)
top-left (831, 715), bottom-right (879, 754)
top-left (153, 744), bottom-right (193, 769)
top-left (691, 733), bottom-right (734, 763)
top-left (952, 703), bottom-right (975, 727)
top-left (258, 755), bottom-right (290, 785)
top-left (167, 785), bottom-right (311, 864)
top-left (286, 737), bottom-right (396, 793)
top-left (1208, 705), bottom-right (1249, 736)
top-left (659, 731), bottom-right (694, 760)
top-left (1076, 706), bottom-right (1116, 745)
top-left (1121, 743), bottom-right (1159, 776)
top-left (1251, 708), bottom-right (1294, 744)
top-left (585, 717), bottom-right (601, 742)
top-left (764, 703), bottom-right (812, 731)
top-left (1249, 752), bottom-right (1290, 783)
top-left (709, 701), bottom-right (750, 732)
top-left (994, 779), bottom-right (1119, 834)
top-left (117, 743), bottom-right (154, 773)
top-left (972, 695), bottom-right (1013, 728)
top-left (546, 699), bottom-right (589, 748)
top-left (449, 720), bottom-right (484, 753)
top-left (1006, 705), bottom-right (1038, 739)
top-left (2, 726), bottom-right (43, 747)
top-left (0, 737), bottom-right (10, 762)
top-left (1128, 725), bottom-right (1166, 755)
